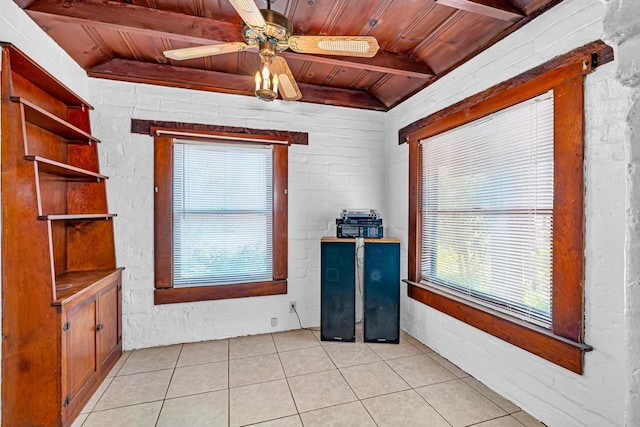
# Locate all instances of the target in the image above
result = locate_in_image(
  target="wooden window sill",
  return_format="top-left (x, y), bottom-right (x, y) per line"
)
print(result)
top-left (154, 280), bottom-right (287, 305)
top-left (404, 280), bottom-right (592, 374)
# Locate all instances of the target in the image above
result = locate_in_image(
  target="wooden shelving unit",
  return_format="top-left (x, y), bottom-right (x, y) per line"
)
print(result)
top-left (1, 43), bottom-right (123, 426)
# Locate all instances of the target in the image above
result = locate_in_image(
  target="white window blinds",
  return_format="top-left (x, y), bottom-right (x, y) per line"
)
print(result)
top-left (420, 92), bottom-right (554, 327)
top-left (173, 140), bottom-right (273, 287)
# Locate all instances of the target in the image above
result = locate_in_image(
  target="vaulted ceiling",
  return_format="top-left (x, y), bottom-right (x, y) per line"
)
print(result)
top-left (15, 0), bottom-right (563, 111)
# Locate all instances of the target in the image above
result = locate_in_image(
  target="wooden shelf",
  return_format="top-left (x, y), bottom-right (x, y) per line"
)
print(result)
top-left (2, 42), bottom-right (92, 108)
top-left (25, 155), bottom-right (108, 180)
top-left (38, 213), bottom-right (117, 221)
top-left (53, 268), bottom-right (124, 306)
top-left (11, 97), bottom-right (99, 144)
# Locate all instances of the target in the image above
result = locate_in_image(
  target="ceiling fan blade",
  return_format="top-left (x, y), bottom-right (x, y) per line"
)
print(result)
top-left (228, 0), bottom-right (266, 30)
top-left (164, 42), bottom-right (251, 60)
top-left (288, 36), bottom-right (379, 58)
top-left (272, 56), bottom-right (302, 101)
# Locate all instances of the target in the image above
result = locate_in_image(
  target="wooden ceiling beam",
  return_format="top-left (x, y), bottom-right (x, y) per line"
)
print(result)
top-left (87, 59), bottom-right (260, 96)
top-left (88, 59), bottom-right (387, 111)
top-left (281, 51), bottom-right (433, 79)
top-left (26, 0), bottom-right (243, 45)
top-left (26, 0), bottom-right (432, 79)
top-left (435, 0), bottom-right (525, 22)
top-left (294, 82), bottom-right (388, 110)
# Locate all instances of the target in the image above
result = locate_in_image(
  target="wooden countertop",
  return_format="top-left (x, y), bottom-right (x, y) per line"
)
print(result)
top-left (321, 236), bottom-right (400, 243)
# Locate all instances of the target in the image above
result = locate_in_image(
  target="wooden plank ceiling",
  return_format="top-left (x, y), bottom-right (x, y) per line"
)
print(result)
top-left (15, 0), bottom-right (563, 111)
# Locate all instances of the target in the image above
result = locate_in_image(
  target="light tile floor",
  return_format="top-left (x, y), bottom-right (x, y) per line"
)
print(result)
top-left (72, 327), bottom-right (543, 427)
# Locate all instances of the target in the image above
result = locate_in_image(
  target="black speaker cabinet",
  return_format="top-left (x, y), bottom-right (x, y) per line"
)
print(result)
top-left (320, 238), bottom-right (356, 342)
top-left (363, 239), bottom-right (400, 343)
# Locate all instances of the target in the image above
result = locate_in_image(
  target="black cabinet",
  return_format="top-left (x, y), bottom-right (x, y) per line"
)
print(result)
top-left (320, 237), bottom-right (400, 343)
top-left (320, 238), bottom-right (356, 342)
top-left (363, 240), bottom-right (400, 343)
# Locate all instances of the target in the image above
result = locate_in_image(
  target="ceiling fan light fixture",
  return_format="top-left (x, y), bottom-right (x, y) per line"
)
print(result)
top-left (255, 44), bottom-right (279, 101)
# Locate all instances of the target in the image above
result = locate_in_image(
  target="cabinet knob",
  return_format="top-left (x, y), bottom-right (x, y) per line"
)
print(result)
top-left (96, 323), bottom-right (104, 331)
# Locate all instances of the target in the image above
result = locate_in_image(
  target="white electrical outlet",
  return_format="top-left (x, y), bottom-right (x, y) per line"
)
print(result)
top-left (289, 301), bottom-right (297, 313)
top-left (271, 317), bottom-right (278, 327)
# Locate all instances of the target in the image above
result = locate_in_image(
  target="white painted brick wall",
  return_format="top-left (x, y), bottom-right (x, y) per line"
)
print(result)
top-left (625, 95), bottom-right (640, 427)
top-left (603, 1), bottom-right (640, 425)
top-left (386, 1), bottom-right (631, 426)
top-left (88, 78), bottom-right (386, 349)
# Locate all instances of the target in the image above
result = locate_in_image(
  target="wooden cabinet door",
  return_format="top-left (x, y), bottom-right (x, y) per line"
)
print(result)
top-left (64, 295), bottom-right (98, 409)
top-left (97, 279), bottom-right (121, 369)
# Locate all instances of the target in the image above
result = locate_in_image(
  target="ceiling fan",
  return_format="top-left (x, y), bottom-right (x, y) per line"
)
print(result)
top-left (163, 0), bottom-right (380, 102)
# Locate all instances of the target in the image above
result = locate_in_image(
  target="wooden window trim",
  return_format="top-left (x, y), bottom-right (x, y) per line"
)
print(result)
top-left (133, 120), bottom-right (306, 304)
top-left (400, 40), bottom-right (613, 374)
top-left (132, 119), bottom-right (308, 146)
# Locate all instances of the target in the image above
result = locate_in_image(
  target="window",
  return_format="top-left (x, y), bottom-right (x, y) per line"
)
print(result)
top-left (173, 141), bottom-right (274, 287)
top-left (137, 121), bottom-right (309, 305)
top-left (400, 41), bottom-right (613, 374)
top-left (421, 94), bottom-right (554, 328)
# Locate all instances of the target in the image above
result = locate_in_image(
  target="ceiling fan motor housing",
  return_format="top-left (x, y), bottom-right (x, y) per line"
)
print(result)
top-left (242, 9), bottom-right (293, 51)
